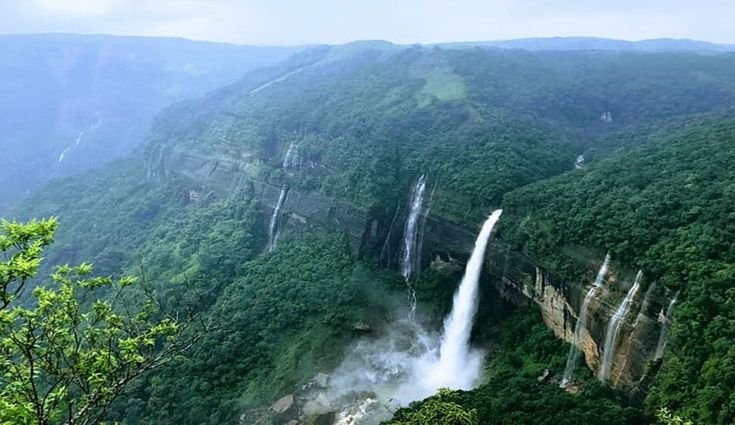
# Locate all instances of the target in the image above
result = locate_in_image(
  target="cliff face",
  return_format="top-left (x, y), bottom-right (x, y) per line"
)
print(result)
top-left (487, 242), bottom-right (669, 388)
top-left (148, 141), bottom-right (667, 389)
top-left (146, 143), bottom-right (374, 252)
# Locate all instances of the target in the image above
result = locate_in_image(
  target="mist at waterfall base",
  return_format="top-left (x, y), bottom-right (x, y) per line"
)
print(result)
top-left (306, 210), bottom-right (502, 422)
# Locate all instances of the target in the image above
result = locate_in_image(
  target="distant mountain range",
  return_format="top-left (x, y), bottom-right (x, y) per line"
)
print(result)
top-left (0, 33), bottom-right (300, 208)
top-left (436, 36), bottom-right (735, 52)
top-left (1, 33), bottom-right (732, 209)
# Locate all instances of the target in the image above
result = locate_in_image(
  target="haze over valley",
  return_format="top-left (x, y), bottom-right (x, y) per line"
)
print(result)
top-left (2, 2), bottom-right (735, 425)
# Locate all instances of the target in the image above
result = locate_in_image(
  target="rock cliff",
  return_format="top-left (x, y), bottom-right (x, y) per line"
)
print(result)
top-left (487, 242), bottom-right (671, 388)
top-left (147, 140), bottom-right (668, 389)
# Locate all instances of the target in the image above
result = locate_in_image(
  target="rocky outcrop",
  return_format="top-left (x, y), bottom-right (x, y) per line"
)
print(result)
top-left (486, 241), bottom-right (672, 388)
top-left (146, 142), bottom-right (478, 261)
top-left (148, 142), bottom-right (668, 389)
top-left (146, 143), bottom-right (373, 252)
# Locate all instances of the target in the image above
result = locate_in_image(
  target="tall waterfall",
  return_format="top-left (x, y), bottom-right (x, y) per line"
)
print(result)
top-left (267, 185), bottom-right (289, 252)
top-left (422, 209), bottom-right (502, 391)
top-left (599, 270), bottom-right (643, 382)
top-left (400, 175), bottom-right (429, 319)
top-left (560, 254), bottom-right (611, 387)
top-left (655, 293), bottom-right (679, 359)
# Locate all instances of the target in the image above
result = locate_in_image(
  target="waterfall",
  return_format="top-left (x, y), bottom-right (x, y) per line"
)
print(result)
top-left (267, 185), bottom-right (289, 252)
top-left (327, 210), bottom-right (502, 409)
top-left (283, 142), bottom-right (300, 169)
top-left (655, 292), bottom-right (679, 359)
top-left (422, 209), bottom-right (502, 391)
top-left (599, 270), bottom-right (643, 382)
top-left (400, 175), bottom-right (428, 319)
top-left (400, 175), bottom-right (427, 279)
top-left (560, 253), bottom-right (611, 388)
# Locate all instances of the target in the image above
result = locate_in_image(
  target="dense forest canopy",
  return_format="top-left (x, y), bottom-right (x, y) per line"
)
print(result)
top-left (2, 36), bottom-right (734, 425)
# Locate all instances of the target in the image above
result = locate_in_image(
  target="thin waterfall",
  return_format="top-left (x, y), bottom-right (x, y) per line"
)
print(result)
top-left (414, 182), bottom-right (435, 279)
top-left (423, 209), bottom-right (502, 390)
top-left (560, 254), bottom-right (611, 388)
top-left (400, 175), bottom-right (428, 319)
top-left (267, 185), bottom-right (289, 252)
top-left (400, 175), bottom-right (427, 279)
top-left (282, 142), bottom-right (300, 169)
top-left (599, 270), bottom-right (643, 382)
top-left (655, 292), bottom-right (679, 359)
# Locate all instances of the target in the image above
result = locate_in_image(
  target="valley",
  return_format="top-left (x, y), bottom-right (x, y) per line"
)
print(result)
top-left (3, 35), bottom-right (735, 425)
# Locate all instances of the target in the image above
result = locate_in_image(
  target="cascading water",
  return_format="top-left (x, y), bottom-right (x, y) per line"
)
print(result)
top-left (560, 253), bottom-right (611, 388)
top-left (400, 175), bottom-right (428, 280)
top-left (415, 209), bottom-right (503, 394)
top-left (283, 142), bottom-right (300, 169)
top-left (312, 211), bottom-right (502, 420)
top-left (599, 270), bottom-right (643, 382)
top-left (400, 175), bottom-right (428, 319)
top-left (655, 292), bottom-right (679, 359)
top-left (267, 185), bottom-right (289, 252)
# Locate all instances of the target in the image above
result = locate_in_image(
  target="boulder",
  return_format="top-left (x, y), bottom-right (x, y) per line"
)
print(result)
top-left (271, 394), bottom-right (295, 415)
top-left (314, 373), bottom-right (330, 388)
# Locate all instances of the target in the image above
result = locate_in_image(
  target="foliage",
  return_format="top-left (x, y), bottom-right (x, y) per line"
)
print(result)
top-left (388, 389), bottom-right (478, 425)
top-left (0, 218), bottom-right (57, 309)
top-left (12, 160), bottom-right (264, 311)
top-left (109, 234), bottom-right (408, 424)
top-left (10, 46), bottom-right (735, 425)
top-left (389, 309), bottom-right (645, 425)
top-left (656, 408), bottom-right (692, 425)
top-left (0, 220), bottom-right (189, 425)
top-left (500, 116), bottom-right (735, 423)
top-left (146, 47), bottom-right (735, 223)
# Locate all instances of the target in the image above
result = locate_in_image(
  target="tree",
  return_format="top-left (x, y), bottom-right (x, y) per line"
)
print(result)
top-left (0, 219), bottom-right (196, 425)
top-left (656, 407), bottom-right (693, 425)
top-left (388, 389), bottom-right (479, 425)
top-left (0, 218), bottom-right (57, 309)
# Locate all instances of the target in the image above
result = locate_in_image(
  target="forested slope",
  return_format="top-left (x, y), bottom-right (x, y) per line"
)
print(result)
top-left (145, 44), bottom-right (735, 223)
top-left (498, 116), bottom-right (735, 423)
top-left (7, 44), bottom-right (735, 424)
top-left (0, 34), bottom-right (300, 208)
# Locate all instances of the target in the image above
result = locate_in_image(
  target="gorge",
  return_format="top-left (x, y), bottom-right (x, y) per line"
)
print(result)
top-left (5, 37), bottom-right (735, 425)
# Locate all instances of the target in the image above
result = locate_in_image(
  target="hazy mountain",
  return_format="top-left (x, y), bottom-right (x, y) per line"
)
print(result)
top-left (11, 42), bottom-right (735, 424)
top-left (439, 36), bottom-right (735, 52)
top-left (0, 33), bottom-right (301, 208)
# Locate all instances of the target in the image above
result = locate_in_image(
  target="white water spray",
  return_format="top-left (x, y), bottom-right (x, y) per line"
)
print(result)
top-left (310, 211), bottom-right (502, 421)
top-left (400, 175), bottom-right (428, 319)
top-left (655, 292), bottom-right (679, 359)
top-left (267, 185), bottom-right (289, 252)
top-left (599, 270), bottom-right (642, 382)
top-left (411, 209), bottom-right (502, 396)
top-left (561, 253), bottom-right (610, 387)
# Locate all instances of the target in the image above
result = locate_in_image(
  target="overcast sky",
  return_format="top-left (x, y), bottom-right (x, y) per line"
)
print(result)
top-left (1, 0), bottom-right (734, 46)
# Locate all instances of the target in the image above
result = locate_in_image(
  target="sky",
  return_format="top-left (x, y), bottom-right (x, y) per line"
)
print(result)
top-left (1, 0), bottom-right (734, 46)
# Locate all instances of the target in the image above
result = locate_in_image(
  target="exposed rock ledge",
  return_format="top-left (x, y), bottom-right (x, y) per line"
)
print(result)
top-left (147, 142), bottom-right (671, 389)
top-left (487, 241), bottom-right (669, 388)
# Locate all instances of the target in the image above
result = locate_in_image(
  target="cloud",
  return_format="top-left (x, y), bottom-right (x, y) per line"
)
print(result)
top-left (31, 0), bottom-right (118, 17)
top-left (0, 0), bottom-right (733, 45)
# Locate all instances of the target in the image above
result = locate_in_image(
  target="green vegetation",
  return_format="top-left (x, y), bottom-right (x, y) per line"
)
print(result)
top-left (500, 116), bottom-right (735, 424)
top-left (7, 45), bottom-right (735, 424)
top-left (391, 309), bottom-right (644, 425)
top-left (388, 389), bottom-right (478, 425)
top-left (109, 234), bottom-right (409, 424)
top-left (0, 219), bottom-right (187, 425)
